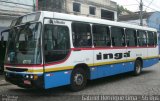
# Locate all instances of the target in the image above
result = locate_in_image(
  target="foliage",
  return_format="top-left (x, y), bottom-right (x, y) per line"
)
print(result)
top-left (117, 5), bottom-right (133, 15)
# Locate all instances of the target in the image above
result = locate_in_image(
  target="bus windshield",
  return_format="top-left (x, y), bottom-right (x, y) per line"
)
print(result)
top-left (5, 22), bottom-right (42, 65)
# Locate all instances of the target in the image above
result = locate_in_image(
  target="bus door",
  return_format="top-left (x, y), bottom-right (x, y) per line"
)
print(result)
top-left (0, 29), bottom-right (9, 72)
top-left (43, 19), bottom-right (72, 88)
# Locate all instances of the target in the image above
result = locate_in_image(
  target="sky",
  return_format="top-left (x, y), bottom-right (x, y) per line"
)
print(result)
top-left (112, 0), bottom-right (160, 12)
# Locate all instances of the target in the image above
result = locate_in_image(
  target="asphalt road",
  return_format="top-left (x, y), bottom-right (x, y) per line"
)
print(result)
top-left (0, 62), bottom-right (160, 101)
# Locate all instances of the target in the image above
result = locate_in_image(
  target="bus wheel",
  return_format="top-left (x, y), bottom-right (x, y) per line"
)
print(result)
top-left (70, 68), bottom-right (87, 91)
top-left (133, 60), bottom-right (142, 76)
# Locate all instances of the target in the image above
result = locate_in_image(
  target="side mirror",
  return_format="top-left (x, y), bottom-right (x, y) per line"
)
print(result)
top-left (1, 35), bottom-right (4, 48)
top-left (1, 29), bottom-right (10, 48)
top-left (1, 35), bottom-right (4, 41)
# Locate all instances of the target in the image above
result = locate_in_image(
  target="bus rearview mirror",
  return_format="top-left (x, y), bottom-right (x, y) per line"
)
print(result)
top-left (1, 36), bottom-right (4, 48)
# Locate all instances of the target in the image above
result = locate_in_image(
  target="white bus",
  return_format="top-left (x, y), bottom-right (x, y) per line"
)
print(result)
top-left (4, 11), bottom-right (159, 91)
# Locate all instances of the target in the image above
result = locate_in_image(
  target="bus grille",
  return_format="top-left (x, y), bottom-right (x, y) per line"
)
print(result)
top-left (6, 67), bottom-right (28, 72)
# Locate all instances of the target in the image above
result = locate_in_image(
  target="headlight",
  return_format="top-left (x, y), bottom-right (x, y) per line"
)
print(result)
top-left (25, 75), bottom-right (29, 79)
top-left (30, 75), bottom-right (34, 79)
top-left (24, 74), bottom-right (38, 80)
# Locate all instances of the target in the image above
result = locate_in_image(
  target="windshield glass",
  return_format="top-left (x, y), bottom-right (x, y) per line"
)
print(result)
top-left (5, 22), bottom-right (42, 64)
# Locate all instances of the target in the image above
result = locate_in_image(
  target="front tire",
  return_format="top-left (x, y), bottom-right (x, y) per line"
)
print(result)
top-left (70, 68), bottom-right (87, 91)
top-left (133, 60), bottom-right (142, 76)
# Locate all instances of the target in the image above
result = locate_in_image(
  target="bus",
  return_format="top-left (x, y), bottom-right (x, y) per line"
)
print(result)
top-left (4, 11), bottom-right (159, 91)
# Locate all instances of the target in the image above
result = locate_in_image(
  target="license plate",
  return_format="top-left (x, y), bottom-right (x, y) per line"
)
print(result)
top-left (24, 80), bottom-right (31, 85)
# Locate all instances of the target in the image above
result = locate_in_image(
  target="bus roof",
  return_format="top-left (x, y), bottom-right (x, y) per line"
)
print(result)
top-left (12, 11), bottom-right (157, 32)
top-left (40, 11), bottom-right (157, 32)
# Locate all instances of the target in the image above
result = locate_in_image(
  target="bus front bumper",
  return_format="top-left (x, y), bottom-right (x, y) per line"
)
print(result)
top-left (5, 72), bottom-right (44, 89)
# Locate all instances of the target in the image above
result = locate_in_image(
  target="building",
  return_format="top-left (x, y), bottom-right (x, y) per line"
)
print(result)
top-left (119, 12), bottom-right (154, 26)
top-left (38, 0), bottom-right (118, 21)
top-left (0, 0), bottom-right (36, 33)
top-left (0, 0), bottom-right (36, 71)
top-left (147, 12), bottom-right (160, 33)
top-left (119, 11), bottom-right (160, 32)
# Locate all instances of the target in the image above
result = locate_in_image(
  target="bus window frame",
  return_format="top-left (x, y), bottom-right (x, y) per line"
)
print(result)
top-left (137, 30), bottom-right (148, 47)
top-left (146, 31), bottom-right (154, 47)
top-left (42, 18), bottom-right (71, 65)
top-left (110, 26), bottom-right (126, 47)
top-left (154, 32), bottom-right (158, 47)
top-left (10, 12), bottom-right (41, 27)
top-left (125, 28), bottom-right (138, 47)
top-left (92, 24), bottom-right (111, 48)
top-left (1, 29), bottom-right (10, 45)
top-left (72, 21), bottom-right (93, 48)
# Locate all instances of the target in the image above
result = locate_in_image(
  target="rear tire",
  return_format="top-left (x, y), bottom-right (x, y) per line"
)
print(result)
top-left (133, 60), bottom-right (142, 76)
top-left (70, 68), bottom-right (87, 91)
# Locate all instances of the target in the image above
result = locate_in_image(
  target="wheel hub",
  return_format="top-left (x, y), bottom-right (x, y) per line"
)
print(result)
top-left (74, 74), bottom-right (84, 85)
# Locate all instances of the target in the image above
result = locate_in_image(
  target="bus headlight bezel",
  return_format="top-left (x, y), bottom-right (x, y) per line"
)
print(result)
top-left (24, 74), bottom-right (38, 80)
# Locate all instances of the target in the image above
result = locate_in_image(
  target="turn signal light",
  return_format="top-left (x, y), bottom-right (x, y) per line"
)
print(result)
top-left (33, 75), bottom-right (38, 80)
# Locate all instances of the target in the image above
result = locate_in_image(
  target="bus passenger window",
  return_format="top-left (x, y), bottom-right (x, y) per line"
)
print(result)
top-left (148, 31), bottom-right (154, 46)
top-left (72, 22), bottom-right (92, 47)
top-left (126, 29), bottom-right (137, 46)
top-left (111, 27), bottom-right (125, 47)
top-left (92, 24), bottom-right (111, 47)
top-left (154, 32), bottom-right (158, 45)
top-left (137, 30), bottom-right (147, 46)
top-left (44, 25), bottom-right (70, 63)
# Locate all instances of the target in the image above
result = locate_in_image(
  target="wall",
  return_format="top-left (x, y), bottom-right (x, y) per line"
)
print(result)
top-left (0, 0), bottom-right (35, 15)
top-left (38, 0), bottom-right (117, 21)
top-left (88, 0), bottom-right (111, 6)
top-left (120, 19), bottom-right (148, 26)
top-left (0, 0), bottom-right (35, 33)
top-left (66, 0), bottom-right (117, 20)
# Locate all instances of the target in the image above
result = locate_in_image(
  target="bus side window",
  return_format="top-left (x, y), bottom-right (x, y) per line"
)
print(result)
top-left (154, 32), bottom-right (158, 46)
top-left (111, 27), bottom-right (125, 47)
top-left (126, 29), bottom-right (137, 47)
top-left (44, 26), bottom-right (53, 51)
top-left (92, 24), bottom-right (111, 47)
top-left (72, 22), bottom-right (92, 47)
top-left (137, 30), bottom-right (147, 46)
top-left (44, 24), bottom-right (70, 63)
top-left (148, 31), bottom-right (154, 46)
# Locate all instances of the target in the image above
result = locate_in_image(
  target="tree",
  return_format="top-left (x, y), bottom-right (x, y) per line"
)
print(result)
top-left (117, 5), bottom-right (133, 16)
